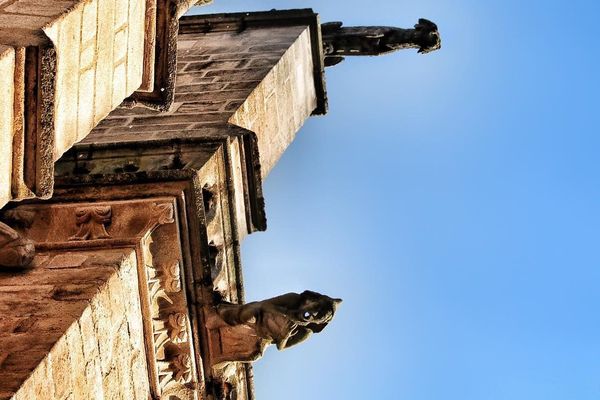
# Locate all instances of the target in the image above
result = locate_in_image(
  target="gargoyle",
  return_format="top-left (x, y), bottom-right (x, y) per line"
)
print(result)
top-left (207, 290), bottom-right (342, 363)
top-left (322, 18), bottom-right (441, 66)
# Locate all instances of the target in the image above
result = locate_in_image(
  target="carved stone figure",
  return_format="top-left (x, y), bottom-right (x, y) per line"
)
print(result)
top-left (322, 18), bottom-right (441, 66)
top-left (207, 291), bottom-right (342, 364)
top-left (0, 221), bottom-right (35, 268)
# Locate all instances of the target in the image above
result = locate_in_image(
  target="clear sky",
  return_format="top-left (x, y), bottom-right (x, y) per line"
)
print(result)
top-left (192, 1), bottom-right (599, 399)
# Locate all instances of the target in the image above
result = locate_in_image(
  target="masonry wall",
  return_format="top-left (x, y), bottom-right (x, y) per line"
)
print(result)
top-left (0, 250), bottom-right (149, 400)
top-left (228, 27), bottom-right (317, 177)
top-left (0, 0), bottom-right (148, 208)
top-left (82, 21), bottom-right (318, 178)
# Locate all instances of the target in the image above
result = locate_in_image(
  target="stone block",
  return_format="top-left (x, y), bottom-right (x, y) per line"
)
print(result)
top-left (93, 0), bottom-right (116, 126)
top-left (0, 249), bottom-right (147, 398)
top-left (51, 337), bottom-right (73, 399)
top-left (51, 5), bottom-right (82, 160)
top-left (77, 68), bottom-right (96, 135)
top-left (112, 61), bottom-right (128, 108)
top-left (66, 325), bottom-right (89, 399)
top-left (0, 45), bottom-right (14, 206)
top-left (85, 358), bottom-right (104, 399)
top-left (127, 0), bottom-right (145, 93)
top-left (4, 0), bottom-right (74, 17)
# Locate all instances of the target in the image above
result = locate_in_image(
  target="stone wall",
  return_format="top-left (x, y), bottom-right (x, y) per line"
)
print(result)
top-left (83, 18), bottom-right (319, 178)
top-left (1, 10), bottom-right (328, 399)
top-left (0, 249), bottom-right (149, 400)
top-left (229, 27), bottom-right (317, 177)
top-left (0, 0), bottom-right (146, 206)
top-left (0, 0), bottom-right (211, 208)
top-left (43, 0), bottom-right (146, 159)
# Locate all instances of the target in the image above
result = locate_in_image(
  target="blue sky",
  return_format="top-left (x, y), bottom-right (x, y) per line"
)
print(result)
top-left (193, 1), bottom-right (600, 399)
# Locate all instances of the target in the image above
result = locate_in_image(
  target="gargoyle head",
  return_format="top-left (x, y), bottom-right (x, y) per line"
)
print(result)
top-left (413, 18), bottom-right (441, 54)
top-left (295, 290), bottom-right (343, 329)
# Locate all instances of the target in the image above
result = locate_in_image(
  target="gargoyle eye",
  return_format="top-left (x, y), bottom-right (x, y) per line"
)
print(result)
top-left (303, 311), bottom-right (311, 319)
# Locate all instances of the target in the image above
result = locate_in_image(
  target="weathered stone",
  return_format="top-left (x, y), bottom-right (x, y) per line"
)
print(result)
top-left (0, 0), bottom-right (212, 209)
top-left (207, 291), bottom-right (341, 364)
top-left (322, 18), bottom-right (441, 66)
top-left (0, 221), bottom-right (34, 268)
top-left (0, 7), bottom-right (443, 399)
top-left (0, 250), bottom-right (147, 399)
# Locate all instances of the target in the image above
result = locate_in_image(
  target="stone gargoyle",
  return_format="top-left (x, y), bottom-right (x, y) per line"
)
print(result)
top-left (207, 290), bottom-right (342, 364)
top-left (322, 18), bottom-right (441, 66)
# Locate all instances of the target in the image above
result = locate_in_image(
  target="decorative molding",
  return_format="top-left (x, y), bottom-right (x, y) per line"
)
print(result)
top-left (69, 206), bottom-right (112, 241)
top-left (139, 221), bottom-right (197, 398)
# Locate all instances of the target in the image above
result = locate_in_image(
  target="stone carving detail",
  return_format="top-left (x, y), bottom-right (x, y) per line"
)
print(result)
top-left (69, 206), bottom-right (112, 240)
top-left (172, 354), bottom-right (193, 384)
top-left (0, 221), bottom-right (35, 268)
top-left (147, 257), bottom-right (174, 311)
top-left (202, 184), bottom-right (217, 221)
top-left (208, 291), bottom-right (342, 364)
top-left (321, 18), bottom-right (441, 66)
top-left (145, 250), bottom-right (195, 394)
top-left (168, 313), bottom-right (189, 343)
top-left (138, 207), bottom-right (196, 398)
top-left (143, 202), bottom-right (175, 233)
top-left (164, 262), bottom-right (182, 293)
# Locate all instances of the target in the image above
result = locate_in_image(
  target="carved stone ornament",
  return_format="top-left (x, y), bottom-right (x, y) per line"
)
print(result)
top-left (207, 290), bottom-right (342, 364)
top-left (143, 202), bottom-right (176, 234)
top-left (0, 221), bottom-right (35, 269)
top-left (69, 206), bottom-right (113, 240)
top-left (168, 313), bottom-right (189, 343)
top-left (172, 353), bottom-right (193, 383)
top-left (164, 262), bottom-right (183, 293)
top-left (136, 204), bottom-right (198, 398)
top-left (321, 18), bottom-right (441, 66)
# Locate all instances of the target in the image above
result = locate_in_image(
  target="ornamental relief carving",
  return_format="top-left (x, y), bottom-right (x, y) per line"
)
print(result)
top-left (138, 209), bottom-right (198, 399)
top-left (168, 313), bottom-right (189, 343)
top-left (164, 262), bottom-right (183, 293)
top-left (69, 206), bottom-right (112, 240)
top-left (143, 202), bottom-right (176, 234)
top-left (172, 353), bottom-right (194, 384)
top-left (8, 199), bottom-right (181, 245)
